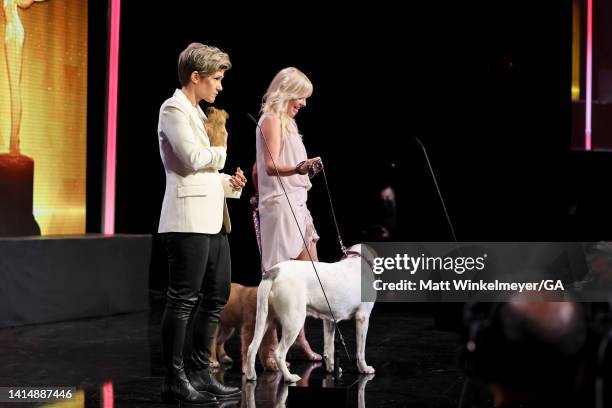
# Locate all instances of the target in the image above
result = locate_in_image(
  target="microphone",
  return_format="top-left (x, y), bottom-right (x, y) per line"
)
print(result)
top-left (246, 113), bottom-right (258, 126)
top-left (414, 137), bottom-right (459, 246)
top-left (246, 113), bottom-right (279, 180)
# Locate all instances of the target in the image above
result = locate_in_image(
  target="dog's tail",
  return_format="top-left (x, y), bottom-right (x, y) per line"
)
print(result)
top-left (246, 271), bottom-right (276, 378)
top-left (253, 273), bottom-right (274, 338)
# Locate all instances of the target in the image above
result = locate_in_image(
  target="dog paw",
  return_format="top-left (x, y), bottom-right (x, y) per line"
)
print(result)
top-left (358, 365), bottom-right (375, 374)
top-left (324, 357), bottom-right (335, 373)
top-left (263, 358), bottom-right (279, 371)
top-left (325, 365), bottom-right (342, 376)
top-left (305, 351), bottom-right (322, 361)
top-left (209, 360), bottom-right (220, 368)
top-left (284, 373), bottom-right (301, 383)
top-left (219, 355), bottom-right (233, 364)
top-left (245, 370), bottom-right (257, 381)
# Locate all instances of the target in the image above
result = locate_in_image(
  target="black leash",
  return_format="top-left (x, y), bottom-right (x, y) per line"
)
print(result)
top-left (320, 163), bottom-right (348, 257)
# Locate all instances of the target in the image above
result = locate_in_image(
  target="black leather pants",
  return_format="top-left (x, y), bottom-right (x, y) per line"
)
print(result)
top-left (160, 232), bottom-right (231, 375)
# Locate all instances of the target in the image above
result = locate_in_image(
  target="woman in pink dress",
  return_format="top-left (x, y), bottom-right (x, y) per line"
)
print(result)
top-left (254, 67), bottom-right (323, 360)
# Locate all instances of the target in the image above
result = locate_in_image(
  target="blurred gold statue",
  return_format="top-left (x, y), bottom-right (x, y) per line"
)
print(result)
top-left (2, 0), bottom-right (47, 155)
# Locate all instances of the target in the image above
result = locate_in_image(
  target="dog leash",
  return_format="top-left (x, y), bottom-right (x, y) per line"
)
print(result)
top-left (296, 157), bottom-right (348, 257)
top-left (249, 195), bottom-right (265, 275)
top-left (247, 113), bottom-right (351, 365)
top-left (290, 157), bottom-right (348, 258)
top-left (320, 162), bottom-right (348, 257)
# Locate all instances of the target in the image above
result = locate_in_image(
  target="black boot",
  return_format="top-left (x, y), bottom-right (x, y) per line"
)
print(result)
top-left (191, 298), bottom-right (241, 399)
top-left (162, 369), bottom-right (218, 406)
top-left (162, 296), bottom-right (218, 406)
top-left (189, 367), bottom-right (241, 399)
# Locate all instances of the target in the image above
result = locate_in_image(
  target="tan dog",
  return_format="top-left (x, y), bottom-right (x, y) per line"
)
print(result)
top-left (204, 107), bottom-right (229, 147)
top-left (211, 282), bottom-right (281, 373)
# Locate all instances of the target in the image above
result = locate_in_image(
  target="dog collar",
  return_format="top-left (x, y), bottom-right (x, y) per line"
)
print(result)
top-left (344, 250), bottom-right (374, 271)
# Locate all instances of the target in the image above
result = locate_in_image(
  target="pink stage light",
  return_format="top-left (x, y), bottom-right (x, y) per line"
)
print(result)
top-left (585, 0), bottom-right (592, 150)
top-left (103, 0), bottom-right (121, 234)
top-left (102, 381), bottom-right (114, 408)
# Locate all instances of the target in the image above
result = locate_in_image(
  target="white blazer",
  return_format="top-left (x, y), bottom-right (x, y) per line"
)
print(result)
top-left (157, 89), bottom-right (239, 234)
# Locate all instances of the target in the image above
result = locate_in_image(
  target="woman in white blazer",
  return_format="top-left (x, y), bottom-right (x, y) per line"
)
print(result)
top-left (158, 42), bottom-right (245, 406)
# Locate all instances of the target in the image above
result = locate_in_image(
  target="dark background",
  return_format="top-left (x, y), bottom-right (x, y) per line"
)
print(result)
top-left (87, 1), bottom-right (611, 287)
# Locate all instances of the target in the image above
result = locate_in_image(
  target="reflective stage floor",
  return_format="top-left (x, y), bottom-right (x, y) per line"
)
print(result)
top-left (0, 298), bottom-right (474, 407)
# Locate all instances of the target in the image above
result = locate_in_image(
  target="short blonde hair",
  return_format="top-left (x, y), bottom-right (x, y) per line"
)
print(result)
top-left (177, 42), bottom-right (231, 86)
top-left (261, 67), bottom-right (313, 135)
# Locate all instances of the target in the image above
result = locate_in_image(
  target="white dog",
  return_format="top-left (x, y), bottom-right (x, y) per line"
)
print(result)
top-left (246, 244), bottom-right (376, 382)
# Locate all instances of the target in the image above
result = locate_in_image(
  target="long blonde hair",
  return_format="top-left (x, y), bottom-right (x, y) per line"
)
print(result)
top-left (260, 67), bottom-right (313, 135)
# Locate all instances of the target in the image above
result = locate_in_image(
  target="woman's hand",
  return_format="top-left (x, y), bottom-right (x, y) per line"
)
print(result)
top-left (229, 167), bottom-right (247, 191)
top-left (296, 157), bottom-right (322, 176)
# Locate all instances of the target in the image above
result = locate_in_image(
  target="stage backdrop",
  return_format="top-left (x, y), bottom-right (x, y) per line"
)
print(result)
top-left (0, 0), bottom-right (87, 235)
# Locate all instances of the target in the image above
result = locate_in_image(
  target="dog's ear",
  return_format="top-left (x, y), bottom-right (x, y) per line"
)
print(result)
top-left (204, 106), bottom-right (216, 117)
top-left (205, 107), bottom-right (229, 124)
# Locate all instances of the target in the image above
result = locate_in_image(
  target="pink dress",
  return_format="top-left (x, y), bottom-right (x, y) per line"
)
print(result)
top-left (256, 114), bottom-right (320, 272)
